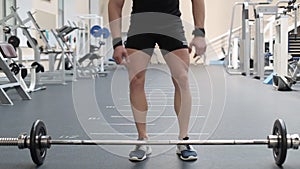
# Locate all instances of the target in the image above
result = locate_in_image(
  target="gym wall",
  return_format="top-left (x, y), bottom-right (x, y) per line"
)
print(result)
top-left (35, 10), bottom-right (56, 31)
top-left (33, 0), bottom-right (58, 17)
top-left (64, 0), bottom-right (89, 23)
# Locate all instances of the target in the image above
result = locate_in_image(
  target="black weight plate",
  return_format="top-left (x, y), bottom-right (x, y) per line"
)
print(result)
top-left (31, 62), bottom-right (45, 73)
top-left (27, 38), bottom-right (38, 48)
top-left (8, 36), bottom-right (20, 48)
top-left (21, 68), bottom-right (28, 79)
top-left (30, 120), bottom-right (47, 166)
top-left (272, 119), bottom-right (287, 166)
top-left (3, 26), bottom-right (11, 34)
top-left (9, 63), bottom-right (20, 75)
top-left (18, 64), bottom-right (28, 79)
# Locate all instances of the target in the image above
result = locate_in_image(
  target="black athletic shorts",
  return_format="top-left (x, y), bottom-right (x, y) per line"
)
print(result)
top-left (125, 13), bottom-right (188, 56)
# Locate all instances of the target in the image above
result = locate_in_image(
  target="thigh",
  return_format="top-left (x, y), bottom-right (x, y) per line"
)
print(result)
top-left (126, 48), bottom-right (151, 81)
top-left (164, 48), bottom-right (190, 77)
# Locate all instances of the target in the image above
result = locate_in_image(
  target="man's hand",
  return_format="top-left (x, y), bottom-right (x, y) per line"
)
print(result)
top-left (113, 46), bottom-right (129, 64)
top-left (189, 36), bottom-right (207, 57)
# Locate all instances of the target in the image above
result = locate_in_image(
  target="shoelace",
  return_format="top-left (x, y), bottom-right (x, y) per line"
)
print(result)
top-left (183, 137), bottom-right (191, 150)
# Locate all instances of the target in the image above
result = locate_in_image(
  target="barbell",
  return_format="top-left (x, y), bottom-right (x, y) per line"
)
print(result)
top-left (0, 119), bottom-right (299, 166)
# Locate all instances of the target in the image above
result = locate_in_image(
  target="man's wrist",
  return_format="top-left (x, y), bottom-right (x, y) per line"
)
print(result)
top-left (192, 28), bottom-right (205, 37)
top-left (113, 37), bottom-right (123, 49)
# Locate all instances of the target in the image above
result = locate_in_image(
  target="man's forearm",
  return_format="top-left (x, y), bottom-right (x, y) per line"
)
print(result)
top-left (191, 0), bottom-right (205, 29)
top-left (108, 0), bottom-right (124, 38)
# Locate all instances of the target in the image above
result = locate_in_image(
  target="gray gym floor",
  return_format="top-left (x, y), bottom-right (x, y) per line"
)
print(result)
top-left (0, 64), bottom-right (300, 169)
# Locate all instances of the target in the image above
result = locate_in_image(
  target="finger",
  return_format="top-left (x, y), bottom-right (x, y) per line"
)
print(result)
top-left (197, 47), bottom-right (206, 56)
top-left (192, 48), bottom-right (198, 58)
top-left (115, 56), bottom-right (122, 65)
top-left (123, 50), bottom-right (130, 63)
top-left (122, 49), bottom-right (128, 58)
top-left (188, 47), bottom-right (192, 54)
top-left (189, 41), bottom-right (194, 49)
top-left (112, 56), bottom-right (118, 64)
top-left (120, 55), bottom-right (127, 65)
top-left (195, 47), bottom-right (200, 56)
top-left (193, 53), bottom-right (198, 58)
top-left (197, 50), bottom-right (204, 56)
top-left (196, 50), bottom-right (202, 56)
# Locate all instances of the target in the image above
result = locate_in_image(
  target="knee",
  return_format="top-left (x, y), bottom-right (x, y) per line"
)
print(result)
top-left (130, 75), bottom-right (145, 90)
top-left (173, 73), bottom-right (189, 90)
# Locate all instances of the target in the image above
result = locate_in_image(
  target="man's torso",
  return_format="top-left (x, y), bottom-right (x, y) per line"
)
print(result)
top-left (132, 0), bottom-right (181, 16)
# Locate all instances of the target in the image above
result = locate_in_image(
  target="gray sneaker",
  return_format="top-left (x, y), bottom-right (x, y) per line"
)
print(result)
top-left (176, 137), bottom-right (198, 161)
top-left (129, 144), bottom-right (152, 162)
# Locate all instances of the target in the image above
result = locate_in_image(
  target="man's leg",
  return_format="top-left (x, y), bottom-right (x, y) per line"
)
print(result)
top-left (164, 48), bottom-right (191, 139)
top-left (164, 48), bottom-right (197, 161)
top-left (126, 49), bottom-right (151, 139)
top-left (126, 48), bottom-right (152, 162)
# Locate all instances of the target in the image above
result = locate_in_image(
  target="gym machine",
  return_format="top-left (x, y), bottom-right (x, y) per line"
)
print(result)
top-left (5, 7), bottom-right (42, 64)
top-left (0, 43), bottom-right (31, 105)
top-left (272, 0), bottom-right (300, 91)
top-left (253, 4), bottom-right (279, 80)
top-left (48, 25), bottom-right (79, 84)
top-left (0, 8), bottom-right (47, 92)
top-left (226, 0), bottom-right (273, 77)
top-left (77, 15), bottom-right (112, 77)
top-left (226, 0), bottom-right (299, 85)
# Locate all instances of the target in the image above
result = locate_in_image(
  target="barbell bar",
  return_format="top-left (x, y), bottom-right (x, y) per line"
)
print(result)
top-left (0, 119), bottom-right (299, 167)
